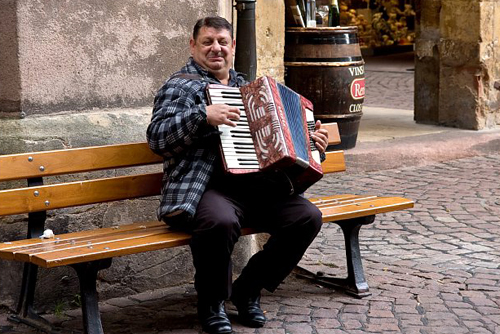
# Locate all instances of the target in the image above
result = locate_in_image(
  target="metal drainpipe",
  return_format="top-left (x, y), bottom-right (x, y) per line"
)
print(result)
top-left (234, 0), bottom-right (257, 81)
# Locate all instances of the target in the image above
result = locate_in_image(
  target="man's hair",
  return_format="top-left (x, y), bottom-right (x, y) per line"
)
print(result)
top-left (192, 16), bottom-right (233, 41)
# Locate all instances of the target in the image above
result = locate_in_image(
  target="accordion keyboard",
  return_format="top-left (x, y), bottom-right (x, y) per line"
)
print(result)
top-left (207, 87), bottom-right (260, 170)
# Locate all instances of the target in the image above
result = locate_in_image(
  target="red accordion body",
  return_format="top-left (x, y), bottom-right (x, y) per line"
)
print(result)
top-left (206, 76), bottom-right (323, 192)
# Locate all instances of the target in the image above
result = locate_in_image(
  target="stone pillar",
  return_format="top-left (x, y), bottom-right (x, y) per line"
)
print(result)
top-left (414, 0), bottom-right (441, 125)
top-left (415, 0), bottom-right (500, 130)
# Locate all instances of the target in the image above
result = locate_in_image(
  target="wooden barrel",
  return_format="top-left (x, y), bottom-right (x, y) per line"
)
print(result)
top-left (285, 27), bottom-right (365, 150)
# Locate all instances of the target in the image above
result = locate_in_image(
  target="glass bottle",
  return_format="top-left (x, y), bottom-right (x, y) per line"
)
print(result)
top-left (328, 0), bottom-right (341, 27)
top-left (317, 5), bottom-right (330, 27)
top-left (306, 0), bottom-right (317, 27)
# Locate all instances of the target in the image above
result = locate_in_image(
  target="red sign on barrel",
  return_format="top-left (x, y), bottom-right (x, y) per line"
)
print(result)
top-left (351, 78), bottom-right (365, 100)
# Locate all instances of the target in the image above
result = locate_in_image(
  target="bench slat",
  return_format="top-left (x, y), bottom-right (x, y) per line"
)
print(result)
top-left (0, 222), bottom-right (165, 258)
top-left (0, 142), bottom-right (162, 181)
top-left (316, 195), bottom-right (414, 221)
top-left (0, 152), bottom-right (345, 217)
top-left (31, 230), bottom-right (193, 268)
top-left (0, 173), bottom-right (163, 216)
top-left (310, 194), bottom-right (378, 207)
top-left (0, 195), bottom-right (413, 268)
top-left (3, 224), bottom-right (169, 261)
top-left (0, 123), bottom-right (340, 183)
top-left (11, 227), bottom-right (257, 268)
top-left (12, 225), bottom-right (176, 263)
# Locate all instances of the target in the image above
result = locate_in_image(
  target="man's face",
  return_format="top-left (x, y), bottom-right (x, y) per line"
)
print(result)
top-left (190, 26), bottom-right (235, 80)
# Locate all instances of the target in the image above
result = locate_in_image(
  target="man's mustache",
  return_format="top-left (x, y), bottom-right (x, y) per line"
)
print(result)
top-left (208, 52), bottom-right (224, 58)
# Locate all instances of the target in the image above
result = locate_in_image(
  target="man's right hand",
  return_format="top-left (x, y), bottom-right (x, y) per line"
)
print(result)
top-left (206, 104), bottom-right (241, 127)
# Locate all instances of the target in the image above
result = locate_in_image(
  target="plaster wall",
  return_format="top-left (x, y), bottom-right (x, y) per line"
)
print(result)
top-left (0, 0), bottom-right (21, 115)
top-left (4, 0), bottom-right (218, 116)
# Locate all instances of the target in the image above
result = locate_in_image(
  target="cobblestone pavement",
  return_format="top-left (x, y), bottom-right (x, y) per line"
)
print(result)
top-left (364, 68), bottom-right (415, 110)
top-left (2, 154), bottom-right (499, 334)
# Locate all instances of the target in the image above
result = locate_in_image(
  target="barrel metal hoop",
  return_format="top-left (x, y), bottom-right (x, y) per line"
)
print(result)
top-left (286, 35), bottom-right (359, 45)
top-left (284, 61), bottom-right (365, 67)
top-left (285, 57), bottom-right (364, 63)
top-left (315, 113), bottom-right (363, 119)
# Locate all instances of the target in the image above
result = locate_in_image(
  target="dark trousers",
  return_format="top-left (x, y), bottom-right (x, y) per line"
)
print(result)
top-left (188, 186), bottom-right (322, 302)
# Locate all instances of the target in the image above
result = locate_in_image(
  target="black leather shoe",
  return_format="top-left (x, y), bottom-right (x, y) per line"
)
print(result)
top-left (231, 290), bottom-right (266, 328)
top-left (198, 300), bottom-right (233, 334)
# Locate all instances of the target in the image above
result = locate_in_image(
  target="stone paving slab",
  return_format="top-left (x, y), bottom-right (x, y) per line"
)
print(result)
top-left (2, 154), bottom-right (499, 334)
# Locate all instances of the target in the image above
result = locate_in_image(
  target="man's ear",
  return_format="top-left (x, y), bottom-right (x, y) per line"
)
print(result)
top-left (189, 38), bottom-right (195, 55)
top-left (232, 39), bottom-right (236, 56)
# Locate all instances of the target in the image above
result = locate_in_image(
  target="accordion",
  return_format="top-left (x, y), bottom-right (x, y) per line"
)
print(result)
top-left (206, 76), bottom-right (323, 193)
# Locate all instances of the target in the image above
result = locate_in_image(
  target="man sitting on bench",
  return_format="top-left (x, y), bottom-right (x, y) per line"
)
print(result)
top-left (147, 16), bottom-right (329, 334)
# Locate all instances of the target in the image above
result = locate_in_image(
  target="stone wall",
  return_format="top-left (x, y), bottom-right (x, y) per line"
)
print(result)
top-left (415, 0), bottom-right (500, 130)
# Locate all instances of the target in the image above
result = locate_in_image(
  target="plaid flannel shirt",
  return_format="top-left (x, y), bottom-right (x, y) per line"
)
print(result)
top-left (147, 58), bottom-right (247, 221)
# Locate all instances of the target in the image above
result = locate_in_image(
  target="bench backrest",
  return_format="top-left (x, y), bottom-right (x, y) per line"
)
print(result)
top-left (0, 125), bottom-right (345, 217)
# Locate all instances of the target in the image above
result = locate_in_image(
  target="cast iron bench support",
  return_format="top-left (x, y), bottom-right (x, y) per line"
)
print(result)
top-left (72, 259), bottom-right (113, 334)
top-left (8, 177), bottom-right (53, 333)
top-left (295, 215), bottom-right (375, 298)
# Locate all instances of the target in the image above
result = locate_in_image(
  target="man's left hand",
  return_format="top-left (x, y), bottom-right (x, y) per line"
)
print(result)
top-left (311, 120), bottom-right (329, 154)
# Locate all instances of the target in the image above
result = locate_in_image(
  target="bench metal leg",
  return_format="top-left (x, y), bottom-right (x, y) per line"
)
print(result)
top-left (8, 263), bottom-right (54, 333)
top-left (295, 215), bottom-right (375, 298)
top-left (71, 259), bottom-right (112, 334)
top-left (8, 178), bottom-right (54, 332)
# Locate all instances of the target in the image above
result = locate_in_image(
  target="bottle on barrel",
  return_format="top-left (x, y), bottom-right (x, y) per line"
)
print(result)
top-left (328, 0), bottom-right (340, 27)
top-left (306, 0), bottom-right (317, 27)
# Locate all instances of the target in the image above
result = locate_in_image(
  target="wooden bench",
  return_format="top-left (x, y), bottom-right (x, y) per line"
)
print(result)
top-left (0, 125), bottom-right (414, 334)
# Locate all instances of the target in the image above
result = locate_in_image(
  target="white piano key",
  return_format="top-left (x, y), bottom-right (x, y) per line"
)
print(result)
top-left (208, 89), bottom-right (242, 95)
top-left (220, 126), bottom-right (251, 133)
top-left (220, 131), bottom-right (252, 138)
top-left (226, 161), bottom-right (259, 166)
top-left (226, 165), bottom-right (258, 168)
top-left (223, 153), bottom-right (257, 158)
top-left (209, 97), bottom-right (244, 104)
top-left (225, 156), bottom-right (259, 162)
top-left (221, 141), bottom-right (254, 146)
top-left (224, 155), bottom-right (257, 160)
top-left (222, 149), bottom-right (255, 154)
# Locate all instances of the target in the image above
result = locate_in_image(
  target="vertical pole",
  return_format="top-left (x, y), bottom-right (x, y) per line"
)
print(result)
top-left (234, 0), bottom-right (257, 81)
